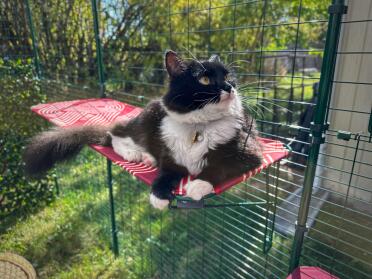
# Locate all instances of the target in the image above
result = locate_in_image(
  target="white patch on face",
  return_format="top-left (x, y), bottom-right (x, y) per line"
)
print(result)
top-left (160, 91), bottom-right (243, 175)
top-left (163, 88), bottom-right (242, 124)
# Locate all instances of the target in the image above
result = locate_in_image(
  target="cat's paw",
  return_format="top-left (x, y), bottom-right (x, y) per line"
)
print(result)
top-left (111, 136), bottom-right (144, 163)
top-left (184, 179), bottom-right (214, 200)
top-left (150, 193), bottom-right (169, 210)
top-left (142, 153), bottom-right (157, 167)
top-left (121, 150), bottom-right (143, 162)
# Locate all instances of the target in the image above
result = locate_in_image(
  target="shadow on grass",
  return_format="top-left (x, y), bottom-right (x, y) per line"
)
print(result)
top-left (25, 187), bottom-right (113, 278)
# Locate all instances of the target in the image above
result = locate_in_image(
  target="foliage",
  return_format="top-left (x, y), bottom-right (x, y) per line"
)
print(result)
top-left (0, 58), bottom-right (54, 223)
top-left (1, 0), bottom-right (329, 98)
top-left (0, 1), bottom-right (33, 59)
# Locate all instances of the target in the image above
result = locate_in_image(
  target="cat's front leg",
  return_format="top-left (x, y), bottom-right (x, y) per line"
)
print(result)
top-left (110, 134), bottom-right (157, 166)
top-left (150, 169), bottom-right (184, 210)
top-left (110, 134), bottom-right (143, 162)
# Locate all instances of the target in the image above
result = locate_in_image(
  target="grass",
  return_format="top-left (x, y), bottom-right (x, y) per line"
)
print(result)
top-left (0, 149), bottom-right (136, 278)
top-left (0, 182), bottom-right (132, 278)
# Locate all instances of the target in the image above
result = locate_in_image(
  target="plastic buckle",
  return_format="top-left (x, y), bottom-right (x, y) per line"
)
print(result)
top-left (328, 4), bottom-right (348, 14)
top-left (337, 130), bottom-right (352, 141)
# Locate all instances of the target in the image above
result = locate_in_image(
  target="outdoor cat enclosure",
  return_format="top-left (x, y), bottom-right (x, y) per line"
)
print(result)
top-left (3, 0), bottom-right (372, 278)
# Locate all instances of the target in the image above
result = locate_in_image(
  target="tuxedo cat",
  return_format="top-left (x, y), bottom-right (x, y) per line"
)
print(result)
top-left (24, 50), bottom-right (262, 210)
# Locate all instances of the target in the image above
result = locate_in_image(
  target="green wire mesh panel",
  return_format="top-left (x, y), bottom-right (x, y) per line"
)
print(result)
top-left (298, 2), bottom-right (372, 278)
top-left (112, 163), bottom-right (282, 279)
top-left (25, 0), bottom-right (102, 100)
top-left (96, 0), bottom-right (329, 278)
top-left (54, 148), bottom-right (113, 245)
top-left (0, 1), bottom-right (33, 61)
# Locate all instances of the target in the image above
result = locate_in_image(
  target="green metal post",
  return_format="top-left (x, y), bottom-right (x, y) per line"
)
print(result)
top-left (288, 0), bottom-right (347, 273)
top-left (53, 173), bottom-right (60, 196)
top-left (24, 0), bottom-right (41, 78)
top-left (107, 160), bottom-right (119, 256)
top-left (91, 0), bottom-right (106, 98)
top-left (91, 0), bottom-right (119, 256)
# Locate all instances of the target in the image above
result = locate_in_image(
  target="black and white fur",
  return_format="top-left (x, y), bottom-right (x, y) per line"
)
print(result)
top-left (24, 50), bottom-right (262, 210)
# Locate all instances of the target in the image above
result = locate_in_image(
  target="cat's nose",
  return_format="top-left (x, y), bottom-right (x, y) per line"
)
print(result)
top-left (222, 83), bottom-right (232, 93)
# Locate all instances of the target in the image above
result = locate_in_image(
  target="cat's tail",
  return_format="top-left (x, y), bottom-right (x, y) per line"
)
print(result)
top-left (23, 126), bottom-right (111, 177)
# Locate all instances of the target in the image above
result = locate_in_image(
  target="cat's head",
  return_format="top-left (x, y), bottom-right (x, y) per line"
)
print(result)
top-left (162, 50), bottom-right (242, 123)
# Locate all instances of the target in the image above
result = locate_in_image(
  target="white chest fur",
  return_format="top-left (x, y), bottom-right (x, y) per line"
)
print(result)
top-left (160, 114), bottom-right (241, 175)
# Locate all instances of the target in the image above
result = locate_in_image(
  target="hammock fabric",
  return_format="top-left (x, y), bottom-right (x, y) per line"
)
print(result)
top-left (286, 266), bottom-right (340, 279)
top-left (31, 98), bottom-right (289, 196)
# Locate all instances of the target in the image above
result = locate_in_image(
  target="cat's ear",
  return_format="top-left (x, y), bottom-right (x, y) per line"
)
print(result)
top-left (208, 54), bottom-right (221, 63)
top-left (165, 50), bottom-right (186, 77)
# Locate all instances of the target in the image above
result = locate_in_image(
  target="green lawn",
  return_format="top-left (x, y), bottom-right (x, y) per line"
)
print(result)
top-left (0, 177), bottom-right (133, 278)
top-left (0, 149), bottom-right (138, 278)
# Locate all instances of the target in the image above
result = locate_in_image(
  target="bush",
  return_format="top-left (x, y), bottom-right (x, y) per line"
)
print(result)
top-left (0, 58), bottom-right (54, 223)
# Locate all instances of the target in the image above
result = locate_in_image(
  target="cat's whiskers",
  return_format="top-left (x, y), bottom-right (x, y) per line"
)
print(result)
top-left (257, 100), bottom-right (292, 112)
top-left (196, 95), bottom-right (218, 110)
top-left (168, 93), bottom-right (185, 105)
top-left (240, 95), bottom-right (292, 112)
top-left (240, 90), bottom-right (271, 95)
top-left (182, 47), bottom-right (206, 71)
top-left (241, 98), bottom-right (266, 119)
top-left (193, 91), bottom-right (216, 96)
top-left (253, 102), bottom-right (273, 114)
top-left (238, 85), bottom-right (270, 90)
top-left (196, 98), bottom-right (213, 109)
top-left (194, 98), bottom-right (214, 102)
top-left (245, 105), bottom-right (265, 119)
top-left (238, 80), bottom-right (277, 87)
top-left (229, 65), bottom-right (244, 70)
top-left (227, 59), bottom-right (252, 67)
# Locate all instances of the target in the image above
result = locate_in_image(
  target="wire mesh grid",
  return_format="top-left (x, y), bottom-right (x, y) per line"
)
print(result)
top-left (0, 1), bottom-right (33, 60)
top-left (298, 2), bottom-right (372, 278)
top-left (112, 163), bottom-right (284, 279)
top-left (1, 0), bottom-right (371, 278)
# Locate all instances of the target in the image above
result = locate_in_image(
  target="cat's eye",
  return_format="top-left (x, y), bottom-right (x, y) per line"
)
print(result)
top-left (199, 76), bottom-right (210, 85)
top-left (224, 74), bottom-right (231, 81)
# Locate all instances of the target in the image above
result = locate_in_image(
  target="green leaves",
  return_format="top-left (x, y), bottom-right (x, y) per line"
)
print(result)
top-left (0, 58), bottom-right (54, 222)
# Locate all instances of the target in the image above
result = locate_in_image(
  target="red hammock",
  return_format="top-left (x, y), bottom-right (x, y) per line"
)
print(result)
top-left (31, 98), bottom-right (289, 196)
top-left (287, 266), bottom-right (340, 279)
